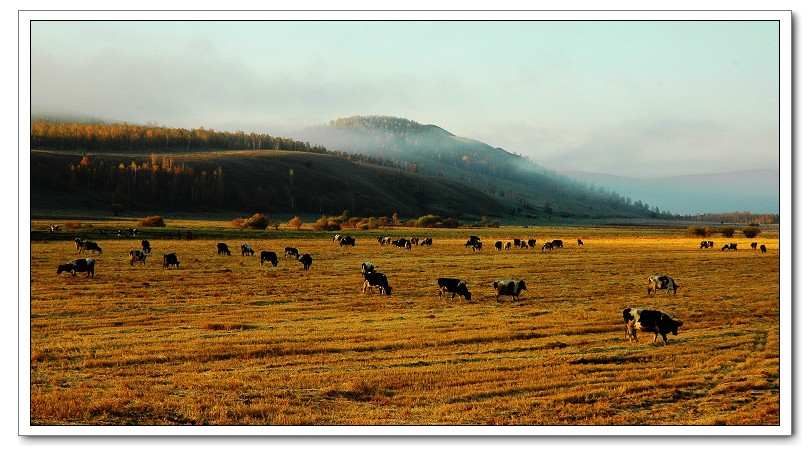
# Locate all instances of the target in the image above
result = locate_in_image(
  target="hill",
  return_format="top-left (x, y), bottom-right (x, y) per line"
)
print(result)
top-left (298, 115), bottom-right (656, 219)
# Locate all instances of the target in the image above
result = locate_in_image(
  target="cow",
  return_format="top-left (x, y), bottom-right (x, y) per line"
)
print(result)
top-left (760, 244), bottom-right (767, 253)
top-left (260, 251), bottom-right (278, 266)
top-left (513, 238), bottom-right (522, 249)
top-left (420, 237), bottom-right (433, 246)
top-left (334, 234), bottom-right (343, 243)
top-left (299, 254), bottom-right (313, 270)
top-left (707, 241), bottom-right (714, 248)
top-left (410, 237), bottom-right (420, 247)
top-left (494, 279), bottom-right (527, 301)
top-left (217, 243), bottom-right (231, 255)
top-left (57, 258), bottom-right (95, 278)
top-left (471, 240), bottom-right (483, 251)
top-left (127, 228), bottom-right (139, 237)
top-left (129, 249), bottom-right (147, 266)
top-left (49, 225), bottom-right (59, 232)
top-left (241, 243), bottom-right (255, 256)
top-left (520, 241), bottom-right (528, 249)
top-left (74, 238), bottom-right (84, 251)
top-left (722, 243), bottom-right (738, 251)
top-left (504, 242), bottom-right (511, 250)
top-left (551, 239), bottom-right (563, 248)
top-left (141, 239), bottom-right (151, 254)
top-left (284, 247), bottom-right (300, 259)
top-left (542, 242), bottom-right (554, 251)
top-left (700, 240), bottom-right (710, 249)
top-left (363, 271), bottom-right (392, 296)
top-left (340, 236), bottom-right (356, 247)
top-left (393, 238), bottom-right (409, 248)
top-left (647, 275), bottom-right (679, 296)
top-left (751, 242), bottom-right (758, 250)
top-left (384, 237), bottom-right (392, 245)
top-left (577, 239), bottom-right (584, 246)
top-left (361, 262), bottom-right (375, 275)
top-left (81, 241), bottom-right (102, 254)
top-left (494, 241), bottom-right (503, 251)
top-left (528, 239), bottom-right (537, 248)
top-left (623, 308), bottom-right (683, 345)
top-left (162, 253), bottom-right (180, 269)
top-left (437, 278), bottom-right (471, 301)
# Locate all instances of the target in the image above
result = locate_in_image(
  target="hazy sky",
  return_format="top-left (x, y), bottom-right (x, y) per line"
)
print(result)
top-left (30, 18), bottom-right (782, 178)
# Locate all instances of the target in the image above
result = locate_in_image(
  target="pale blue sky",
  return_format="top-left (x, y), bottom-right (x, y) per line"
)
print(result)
top-left (30, 19), bottom-right (781, 178)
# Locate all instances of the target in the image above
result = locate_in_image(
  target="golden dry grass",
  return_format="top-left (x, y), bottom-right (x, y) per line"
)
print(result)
top-left (28, 225), bottom-right (781, 426)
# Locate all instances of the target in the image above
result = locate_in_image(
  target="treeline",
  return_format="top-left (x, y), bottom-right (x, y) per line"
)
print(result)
top-left (672, 211), bottom-right (779, 225)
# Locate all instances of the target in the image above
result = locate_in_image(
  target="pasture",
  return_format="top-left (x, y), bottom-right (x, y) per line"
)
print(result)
top-left (28, 224), bottom-right (781, 427)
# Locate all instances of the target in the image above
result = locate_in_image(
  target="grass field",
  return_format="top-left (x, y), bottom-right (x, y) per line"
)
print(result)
top-left (27, 223), bottom-right (782, 428)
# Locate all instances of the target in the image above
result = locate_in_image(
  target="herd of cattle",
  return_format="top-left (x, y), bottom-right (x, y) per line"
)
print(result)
top-left (56, 232), bottom-right (771, 346)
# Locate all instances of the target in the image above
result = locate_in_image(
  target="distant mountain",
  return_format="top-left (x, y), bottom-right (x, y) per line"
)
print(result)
top-left (299, 115), bottom-right (655, 220)
top-left (558, 169), bottom-right (780, 215)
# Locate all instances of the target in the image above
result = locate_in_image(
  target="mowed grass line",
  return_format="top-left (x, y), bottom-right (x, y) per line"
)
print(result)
top-left (29, 228), bottom-right (780, 425)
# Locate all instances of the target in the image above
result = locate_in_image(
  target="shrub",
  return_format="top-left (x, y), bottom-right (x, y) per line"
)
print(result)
top-left (685, 226), bottom-right (708, 237)
top-left (139, 215), bottom-right (166, 227)
top-left (415, 214), bottom-right (443, 228)
top-left (232, 213), bottom-right (271, 230)
top-left (289, 216), bottom-right (302, 230)
top-left (313, 216), bottom-right (342, 231)
top-left (742, 226), bottom-right (762, 238)
top-left (718, 226), bottom-right (736, 238)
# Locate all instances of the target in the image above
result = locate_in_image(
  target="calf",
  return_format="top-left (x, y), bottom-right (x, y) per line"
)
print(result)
top-left (760, 244), bottom-right (767, 253)
top-left (141, 239), bottom-right (151, 254)
top-left (284, 247), bottom-right (299, 259)
top-left (647, 275), bottom-right (679, 296)
top-left (129, 249), bottom-right (147, 266)
top-left (241, 243), bottom-right (255, 256)
top-left (162, 253), bottom-right (180, 269)
top-left (437, 278), bottom-right (471, 301)
top-left (623, 308), bottom-right (683, 345)
top-left (260, 251), bottom-right (278, 266)
top-left (494, 279), bottom-right (527, 301)
top-left (217, 242), bottom-right (231, 255)
top-left (361, 262), bottom-right (375, 275)
top-left (299, 253), bottom-right (313, 270)
top-left (56, 258), bottom-right (95, 278)
top-left (363, 271), bottom-right (392, 296)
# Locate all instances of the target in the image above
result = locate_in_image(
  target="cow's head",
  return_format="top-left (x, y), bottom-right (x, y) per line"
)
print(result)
top-left (672, 283), bottom-right (680, 294)
top-left (662, 314), bottom-right (683, 335)
top-left (56, 264), bottom-right (72, 275)
top-left (517, 280), bottom-right (527, 291)
top-left (457, 282), bottom-right (472, 300)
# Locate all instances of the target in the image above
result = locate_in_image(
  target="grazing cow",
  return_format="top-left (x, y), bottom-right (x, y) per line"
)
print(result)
top-left (162, 253), bottom-right (180, 269)
top-left (551, 239), bottom-right (563, 248)
top-left (623, 308), bottom-right (683, 345)
top-left (334, 234), bottom-right (343, 243)
top-left (420, 237), bottom-right (433, 246)
top-left (494, 279), bottom-right (527, 301)
top-left (74, 238), bottom-right (84, 251)
top-left (505, 242), bottom-right (511, 250)
top-left (519, 241), bottom-right (528, 249)
top-left (471, 241), bottom-right (483, 251)
top-left (127, 228), bottom-right (138, 237)
top-left (49, 225), bottom-right (59, 232)
top-left (129, 249), bottom-right (147, 266)
top-left (241, 243), bottom-right (255, 256)
top-left (82, 241), bottom-right (102, 254)
top-left (528, 239), bottom-right (537, 248)
top-left (57, 258), bottom-right (95, 278)
top-left (513, 239), bottom-right (522, 248)
top-left (260, 251), bottom-right (279, 266)
top-left (393, 238), bottom-right (409, 248)
top-left (542, 242), bottom-right (554, 251)
top-left (647, 275), bottom-right (679, 296)
top-left (722, 243), bottom-right (738, 251)
top-left (284, 247), bottom-right (299, 259)
top-left (141, 239), bottom-right (151, 254)
top-left (437, 278), bottom-right (471, 301)
top-left (361, 262), bottom-right (375, 275)
top-left (494, 241), bottom-right (503, 251)
top-left (384, 237), bottom-right (392, 244)
top-left (363, 271), bottom-right (392, 296)
top-left (751, 242), bottom-right (758, 250)
top-left (700, 240), bottom-right (710, 249)
top-left (299, 253), bottom-right (313, 270)
top-left (340, 236), bottom-right (356, 247)
top-left (469, 235), bottom-right (481, 244)
top-left (577, 239), bottom-right (584, 246)
top-left (760, 244), bottom-right (767, 253)
top-left (217, 243), bottom-right (231, 255)
top-left (410, 237), bottom-right (420, 247)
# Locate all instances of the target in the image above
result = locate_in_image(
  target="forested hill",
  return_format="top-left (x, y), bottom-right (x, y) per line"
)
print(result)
top-left (299, 115), bottom-right (660, 219)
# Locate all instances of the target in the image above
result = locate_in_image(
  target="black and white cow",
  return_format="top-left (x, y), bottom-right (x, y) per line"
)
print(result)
top-left (647, 275), bottom-right (679, 296)
top-left (700, 240), bottom-right (710, 249)
top-left (471, 240), bottom-right (483, 251)
top-left (750, 242), bottom-right (758, 250)
top-left (542, 242), bottom-right (554, 251)
top-left (217, 242), bottom-right (231, 255)
top-left (57, 258), bottom-right (95, 278)
top-left (299, 253), bottom-right (313, 270)
top-left (623, 308), bottom-right (683, 345)
top-left (363, 271), bottom-right (392, 296)
top-left (81, 241), bottom-right (102, 254)
top-left (284, 247), bottom-right (299, 259)
top-left (49, 224), bottom-right (59, 232)
top-left (340, 236), bottom-right (355, 247)
top-left (334, 234), bottom-right (343, 243)
top-left (260, 251), bottom-right (278, 266)
top-left (528, 239), bottom-right (537, 248)
top-left (437, 278), bottom-right (471, 301)
top-left (141, 239), bottom-right (151, 254)
top-left (420, 237), bottom-right (433, 246)
top-left (520, 241), bottom-right (528, 249)
top-left (722, 243), bottom-right (738, 251)
top-left (551, 239), bottom-right (563, 248)
top-left (74, 238), bottom-right (84, 251)
top-left (129, 249), bottom-right (147, 266)
top-left (494, 279), bottom-right (527, 301)
top-left (494, 241), bottom-right (503, 251)
top-left (577, 239), bottom-right (584, 246)
top-left (241, 243), bottom-right (255, 256)
top-left (361, 262), bottom-right (375, 275)
top-left (162, 253), bottom-right (180, 269)
top-left (760, 244), bottom-right (767, 253)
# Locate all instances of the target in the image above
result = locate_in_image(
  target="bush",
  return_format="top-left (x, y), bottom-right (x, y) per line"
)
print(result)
top-left (718, 226), bottom-right (736, 238)
top-left (232, 213), bottom-right (271, 230)
top-left (742, 226), bottom-right (762, 238)
top-left (313, 216), bottom-right (342, 231)
top-left (139, 215), bottom-right (166, 227)
top-left (289, 216), bottom-right (303, 230)
top-left (685, 226), bottom-right (708, 237)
